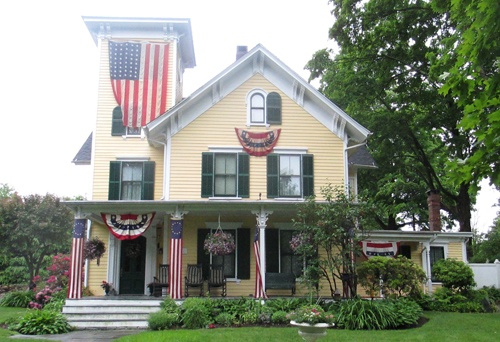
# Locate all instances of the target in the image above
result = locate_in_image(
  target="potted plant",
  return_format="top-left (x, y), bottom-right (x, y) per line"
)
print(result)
top-left (203, 228), bottom-right (235, 256)
top-left (287, 305), bottom-right (334, 342)
top-left (84, 236), bottom-right (106, 265)
top-left (101, 281), bottom-right (112, 295)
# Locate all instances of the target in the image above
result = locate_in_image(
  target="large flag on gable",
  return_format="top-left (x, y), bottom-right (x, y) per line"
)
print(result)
top-left (109, 41), bottom-right (170, 128)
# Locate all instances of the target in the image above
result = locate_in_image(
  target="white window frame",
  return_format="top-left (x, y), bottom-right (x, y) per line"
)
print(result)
top-left (246, 89), bottom-right (268, 127)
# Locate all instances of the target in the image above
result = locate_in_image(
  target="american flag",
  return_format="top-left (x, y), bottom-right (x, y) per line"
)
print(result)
top-left (253, 229), bottom-right (267, 298)
top-left (169, 219), bottom-right (183, 299)
top-left (109, 41), bottom-right (170, 128)
top-left (68, 219), bottom-right (86, 299)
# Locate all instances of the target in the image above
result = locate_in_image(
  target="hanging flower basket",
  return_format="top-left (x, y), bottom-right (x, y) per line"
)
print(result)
top-left (204, 228), bottom-right (235, 255)
top-left (84, 237), bottom-right (106, 265)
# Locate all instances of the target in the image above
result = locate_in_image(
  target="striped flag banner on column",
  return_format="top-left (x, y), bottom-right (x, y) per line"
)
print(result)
top-left (169, 219), bottom-right (183, 299)
top-left (253, 229), bottom-right (267, 299)
top-left (68, 219), bottom-right (86, 299)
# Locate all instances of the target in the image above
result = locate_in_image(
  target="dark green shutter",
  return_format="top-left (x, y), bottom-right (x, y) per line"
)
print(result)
top-left (267, 154), bottom-right (279, 198)
top-left (142, 161), bottom-right (155, 200)
top-left (265, 229), bottom-right (279, 273)
top-left (201, 153), bottom-right (214, 198)
top-left (111, 107), bottom-right (125, 136)
top-left (237, 228), bottom-right (251, 279)
top-left (266, 92), bottom-right (282, 125)
top-left (108, 161), bottom-right (121, 200)
top-left (302, 154), bottom-right (314, 197)
top-left (197, 229), bottom-right (211, 280)
top-left (238, 153), bottom-right (249, 198)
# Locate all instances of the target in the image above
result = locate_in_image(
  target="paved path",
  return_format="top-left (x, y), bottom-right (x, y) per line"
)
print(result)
top-left (9, 329), bottom-right (145, 342)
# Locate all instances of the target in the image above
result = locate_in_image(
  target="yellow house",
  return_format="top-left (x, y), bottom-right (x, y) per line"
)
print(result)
top-left (64, 16), bottom-right (471, 304)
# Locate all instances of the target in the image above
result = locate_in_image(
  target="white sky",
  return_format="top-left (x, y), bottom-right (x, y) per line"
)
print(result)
top-left (0, 0), bottom-right (497, 233)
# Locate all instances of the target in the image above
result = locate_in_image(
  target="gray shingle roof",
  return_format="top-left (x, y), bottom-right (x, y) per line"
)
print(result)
top-left (349, 145), bottom-right (377, 168)
top-left (72, 132), bottom-right (92, 165)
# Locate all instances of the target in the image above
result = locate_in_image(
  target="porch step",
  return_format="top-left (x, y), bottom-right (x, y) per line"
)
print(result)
top-left (62, 297), bottom-right (163, 329)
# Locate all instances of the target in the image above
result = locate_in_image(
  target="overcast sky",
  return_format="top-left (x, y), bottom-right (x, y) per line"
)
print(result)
top-left (0, 0), bottom-right (497, 233)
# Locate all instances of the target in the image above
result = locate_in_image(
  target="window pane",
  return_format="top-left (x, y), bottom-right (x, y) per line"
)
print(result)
top-left (280, 156), bottom-right (300, 175)
top-left (250, 93), bottom-right (265, 123)
top-left (280, 176), bottom-right (300, 196)
top-left (121, 163), bottom-right (142, 200)
top-left (214, 155), bottom-right (237, 196)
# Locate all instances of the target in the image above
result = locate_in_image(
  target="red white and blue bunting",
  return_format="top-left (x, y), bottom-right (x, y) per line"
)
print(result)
top-left (360, 241), bottom-right (400, 259)
top-left (235, 128), bottom-right (281, 156)
top-left (101, 213), bottom-right (155, 240)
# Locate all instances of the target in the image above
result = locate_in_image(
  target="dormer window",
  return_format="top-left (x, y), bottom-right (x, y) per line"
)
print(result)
top-left (247, 90), bottom-right (282, 126)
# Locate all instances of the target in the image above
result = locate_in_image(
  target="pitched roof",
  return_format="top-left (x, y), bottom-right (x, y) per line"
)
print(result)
top-left (145, 44), bottom-right (371, 146)
top-left (72, 133), bottom-right (92, 165)
top-left (348, 145), bottom-right (377, 169)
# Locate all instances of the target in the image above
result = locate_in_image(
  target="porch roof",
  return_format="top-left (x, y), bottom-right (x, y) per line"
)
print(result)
top-left (362, 229), bottom-right (472, 243)
top-left (62, 199), bottom-right (311, 224)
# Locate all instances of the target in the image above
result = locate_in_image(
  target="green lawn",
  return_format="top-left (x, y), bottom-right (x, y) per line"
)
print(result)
top-left (115, 312), bottom-right (500, 342)
top-left (0, 308), bottom-right (498, 342)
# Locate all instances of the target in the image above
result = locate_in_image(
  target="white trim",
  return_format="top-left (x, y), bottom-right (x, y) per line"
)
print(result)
top-left (272, 147), bottom-right (308, 154)
top-left (246, 88), bottom-right (268, 126)
top-left (208, 146), bottom-right (244, 153)
top-left (208, 197), bottom-right (243, 200)
top-left (115, 156), bottom-right (151, 161)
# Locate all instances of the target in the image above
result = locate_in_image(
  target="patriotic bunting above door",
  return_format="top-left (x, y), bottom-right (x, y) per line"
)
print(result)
top-left (101, 213), bottom-right (155, 240)
top-left (235, 128), bottom-right (281, 156)
top-left (360, 241), bottom-right (400, 259)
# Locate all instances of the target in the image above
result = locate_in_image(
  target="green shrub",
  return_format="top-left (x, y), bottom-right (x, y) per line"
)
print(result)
top-left (336, 299), bottom-right (397, 330)
top-left (0, 291), bottom-right (35, 308)
top-left (42, 298), bottom-right (65, 312)
top-left (240, 311), bottom-right (259, 325)
top-left (271, 310), bottom-right (289, 324)
top-left (357, 256), bottom-right (426, 298)
top-left (214, 312), bottom-right (235, 327)
top-left (387, 298), bottom-right (423, 327)
top-left (160, 297), bottom-right (180, 313)
top-left (14, 310), bottom-right (71, 335)
top-left (432, 259), bottom-right (476, 293)
top-left (148, 311), bottom-right (180, 330)
top-left (181, 298), bottom-right (211, 329)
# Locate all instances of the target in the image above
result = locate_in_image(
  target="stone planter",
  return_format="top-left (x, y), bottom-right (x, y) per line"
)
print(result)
top-left (290, 321), bottom-right (333, 342)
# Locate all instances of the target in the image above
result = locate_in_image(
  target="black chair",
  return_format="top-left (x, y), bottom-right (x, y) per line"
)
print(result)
top-left (185, 264), bottom-right (204, 297)
top-left (208, 264), bottom-right (227, 297)
top-left (152, 264), bottom-right (169, 297)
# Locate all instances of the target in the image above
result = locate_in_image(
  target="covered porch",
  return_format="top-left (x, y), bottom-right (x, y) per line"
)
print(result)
top-left (63, 199), bottom-right (308, 300)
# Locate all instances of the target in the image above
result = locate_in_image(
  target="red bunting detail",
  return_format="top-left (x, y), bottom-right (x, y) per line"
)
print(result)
top-left (235, 128), bottom-right (281, 156)
top-left (101, 213), bottom-right (155, 240)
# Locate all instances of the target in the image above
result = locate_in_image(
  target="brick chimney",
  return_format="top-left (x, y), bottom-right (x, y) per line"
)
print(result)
top-left (236, 46), bottom-right (248, 61)
top-left (427, 190), bottom-right (441, 231)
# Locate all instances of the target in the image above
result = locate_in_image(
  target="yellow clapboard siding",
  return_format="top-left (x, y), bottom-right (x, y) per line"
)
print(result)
top-left (86, 224), bottom-right (110, 296)
top-left (169, 74), bottom-right (345, 200)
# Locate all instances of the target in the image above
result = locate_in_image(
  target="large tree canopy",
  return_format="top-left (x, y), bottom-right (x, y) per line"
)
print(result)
top-left (0, 192), bottom-right (73, 281)
top-left (307, 0), bottom-right (480, 232)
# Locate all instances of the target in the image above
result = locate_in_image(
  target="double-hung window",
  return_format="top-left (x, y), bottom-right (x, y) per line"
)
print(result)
top-left (197, 228), bottom-right (251, 280)
top-left (430, 246), bottom-right (446, 282)
top-left (201, 153), bottom-right (249, 198)
top-left (111, 106), bottom-right (141, 137)
top-left (108, 161), bottom-right (155, 200)
top-left (266, 229), bottom-right (303, 276)
top-left (267, 154), bottom-right (313, 198)
top-left (247, 90), bottom-right (282, 126)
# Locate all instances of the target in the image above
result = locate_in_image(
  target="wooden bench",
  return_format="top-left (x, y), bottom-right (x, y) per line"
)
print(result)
top-left (265, 272), bottom-right (296, 295)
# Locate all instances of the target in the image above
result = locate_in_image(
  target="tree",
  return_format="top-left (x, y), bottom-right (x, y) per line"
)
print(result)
top-left (471, 207), bottom-right (500, 262)
top-left (0, 193), bottom-right (73, 281)
top-left (306, 0), bottom-right (478, 232)
top-left (292, 184), bottom-right (374, 298)
top-left (430, 0), bottom-right (500, 187)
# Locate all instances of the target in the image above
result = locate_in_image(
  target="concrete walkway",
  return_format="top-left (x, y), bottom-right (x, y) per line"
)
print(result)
top-left (9, 329), bottom-right (145, 341)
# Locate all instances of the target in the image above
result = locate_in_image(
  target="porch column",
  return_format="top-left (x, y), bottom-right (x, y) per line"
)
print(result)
top-left (422, 241), bottom-right (433, 293)
top-left (68, 218), bottom-right (86, 299)
top-left (252, 207), bottom-right (272, 298)
top-left (168, 207), bottom-right (188, 299)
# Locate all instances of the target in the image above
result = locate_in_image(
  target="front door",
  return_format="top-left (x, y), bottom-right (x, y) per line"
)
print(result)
top-left (119, 236), bottom-right (146, 294)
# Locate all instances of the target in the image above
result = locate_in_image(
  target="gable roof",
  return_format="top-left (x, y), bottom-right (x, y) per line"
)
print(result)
top-left (145, 44), bottom-right (370, 146)
top-left (72, 132), bottom-right (92, 165)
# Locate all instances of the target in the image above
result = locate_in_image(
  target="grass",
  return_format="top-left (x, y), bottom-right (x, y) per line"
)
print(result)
top-left (0, 307), bottom-right (498, 342)
top-left (115, 311), bottom-right (500, 342)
